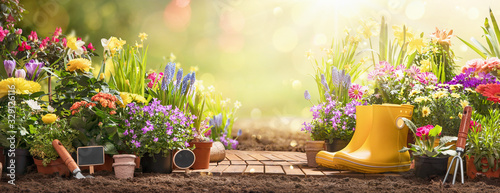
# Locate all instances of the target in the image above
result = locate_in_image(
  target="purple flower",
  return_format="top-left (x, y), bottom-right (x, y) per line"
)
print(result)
top-left (176, 68), bottom-right (183, 87)
top-left (304, 90), bottom-right (311, 100)
top-left (185, 141), bottom-right (190, 147)
top-left (3, 60), bottom-right (15, 77)
top-left (181, 73), bottom-right (191, 95)
top-left (123, 130), bottom-right (129, 136)
top-left (190, 72), bottom-right (196, 87)
top-left (15, 69), bottom-right (26, 78)
top-left (161, 63), bottom-right (176, 90)
top-left (173, 137), bottom-right (178, 142)
top-left (25, 60), bottom-right (44, 81)
top-left (154, 138), bottom-right (158, 142)
top-left (229, 139), bottom-right (239, 149)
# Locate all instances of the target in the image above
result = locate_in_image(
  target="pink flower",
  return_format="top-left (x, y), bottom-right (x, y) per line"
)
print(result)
top-left (0, 26), bottom-right (9, 42)
top-left (462, 58), bottom-right (485, 73)
top-left (416, 125), bottom-right (434, 140)
top-left (405, 65), bottom-right (421, 78)
top-left (28, 31), bottom-right (38, 42)
top-left (62, 37), bottom-right (67, 47)
top-left (416, 72), bottom-right (437, 85)
top-left (40, 37), bottom-right (50, 50)
top-left (485, 57), bottom-right (500, 72)
top-left (367, 69), bottom-right (383, 81)
top-left (15, 29), bottom-right (22, 35)
top-left (53, 27), bottom-right (62, 38)
top-left (87, 43), bottom-right (95, 51)
top-left (376, 61), bottom-right (395, 76)
top-left (348, 84), bottom-right (367, 99)
top-left (146, 72), bottom-right (164, 88)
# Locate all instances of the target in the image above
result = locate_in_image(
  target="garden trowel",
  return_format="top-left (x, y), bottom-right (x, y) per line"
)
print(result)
top-left (443, 106), bottom-right (472, 185)
top-left (52, 139), bottom-right (93, 179)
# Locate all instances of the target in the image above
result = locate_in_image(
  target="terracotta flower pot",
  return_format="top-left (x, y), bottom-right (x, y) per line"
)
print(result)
top-left (189, 142), bottom-right (213, 169)
top-left (324, 139), bottom-right (349, 152)
top-left (113, 154), bottom-right (136, 179)
top-left (305, 141), bottom-right (325, 167)
top-left (210, 141), bottom-right (226, 162)
top-left (466, 155), bottom-right (500, 179)
top-left (34, 158), bottom-right (70, 177)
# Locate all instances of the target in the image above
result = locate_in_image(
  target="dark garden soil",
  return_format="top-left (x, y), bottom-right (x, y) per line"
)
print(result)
top-left (2, 170), bottom-right (500, 193)
top-left (1, 118), bottom-right (500, 192)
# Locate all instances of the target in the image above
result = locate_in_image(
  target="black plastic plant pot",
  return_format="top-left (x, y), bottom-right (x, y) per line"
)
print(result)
top-left (141, 150), bottom-right (173, 174)
top-left (325, 139), bottom-right (349, 152)
top-left (3, 148), bottom-right (34, 175)
top-left (414, 155), bottom-right (449, 178)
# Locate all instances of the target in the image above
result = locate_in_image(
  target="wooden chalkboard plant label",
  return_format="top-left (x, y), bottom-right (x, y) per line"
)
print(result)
top-left (77, 146), bottom-right (105, 174)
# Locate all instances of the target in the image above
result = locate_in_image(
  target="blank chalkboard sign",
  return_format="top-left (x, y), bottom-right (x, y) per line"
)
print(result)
top-left (173, 149), bottom-right (195, 169)
top-left (77, 146), bottom-right (105, 166)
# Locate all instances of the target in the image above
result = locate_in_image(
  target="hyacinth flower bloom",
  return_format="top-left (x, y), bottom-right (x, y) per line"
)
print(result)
top-left (3, 60), bottom-right (15, 77)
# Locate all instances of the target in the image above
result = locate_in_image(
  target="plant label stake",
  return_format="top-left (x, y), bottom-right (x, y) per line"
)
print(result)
top-left (77, 146), bottom-right (105, 174)
top-left (443, 106), bottom-right (472, 185)
top-left (173, 149), bottom-right (196, 173)
top-left (52, 139), bottom-right (93, 179)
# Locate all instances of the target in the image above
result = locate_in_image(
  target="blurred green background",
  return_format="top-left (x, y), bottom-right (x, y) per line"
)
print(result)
top-left (17, 0), bottom-right (500, 123)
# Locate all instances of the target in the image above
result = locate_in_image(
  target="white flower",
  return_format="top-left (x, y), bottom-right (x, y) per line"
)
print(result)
top-left (25, 99), bottom-right (41, 111)
top-left (47, 105), bottom-right (55, 113)
top-left (101, 38), bottom-right (110, 51)
top-left (234, 101), bottom-right (242, 109)
top-left (208, 85), bottom-right (215, 93)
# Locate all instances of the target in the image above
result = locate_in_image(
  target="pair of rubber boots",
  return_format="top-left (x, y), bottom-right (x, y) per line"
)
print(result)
top-left (316, 104), bottom-right (414, 173)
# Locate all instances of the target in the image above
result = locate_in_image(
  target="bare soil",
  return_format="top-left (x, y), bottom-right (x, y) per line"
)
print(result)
top-left (1, 118), bottom-right (500, 192)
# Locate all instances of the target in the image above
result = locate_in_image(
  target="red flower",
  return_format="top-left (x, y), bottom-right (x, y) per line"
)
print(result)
top-left (53, 27), bottom-right (62, 37)
top-left (476, 83), bottom-right (500, 103)
top-left (18, 41), bottom-right (31, 51)
top-left (469, 120), bottom-right (482, 133)
top-left (28, 31), bottom-right (38, 42)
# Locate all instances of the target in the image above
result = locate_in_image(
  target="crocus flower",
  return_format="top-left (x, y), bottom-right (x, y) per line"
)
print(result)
top-left (3, 60), bottom-right (15, 77)
top-left (25, 60), bottom-right (44, 80)
top-left (15, 69), bottom-right (26, 78)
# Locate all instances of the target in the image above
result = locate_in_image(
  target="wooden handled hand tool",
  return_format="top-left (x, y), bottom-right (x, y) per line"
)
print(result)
top-left (52, 139), bottom-right (88, 179)
top-left (443, 106), bottom-right (473, 185)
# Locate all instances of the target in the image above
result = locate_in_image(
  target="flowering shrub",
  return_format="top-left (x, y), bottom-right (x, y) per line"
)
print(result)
top-left (122, 99), bottom-right (196, 156)
top-left (70, 92), bottom-right (121, 154)
top-left (400, 118), bottom-right (456, 158)
top-left (302, 96), bottom-right (365, 142)
top-left (467, 109), bottom-right (500, 172)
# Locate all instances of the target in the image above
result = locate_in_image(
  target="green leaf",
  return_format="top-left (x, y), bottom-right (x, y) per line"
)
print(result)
top-left (428, 125), bottom-right (442, 137)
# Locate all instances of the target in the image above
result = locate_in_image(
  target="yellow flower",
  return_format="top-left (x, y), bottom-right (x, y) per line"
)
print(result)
top-left (0, 78), bottom-right (42, 98)
top-left (42, 114), bottom-right (57, 124)
top-left (414, 97), bottom-right (426, 103)
top-left (135, 41), bottom-right (143, 48)
top-left (305, 49), bottom-right (314, 60)
top-left (460, 100), bottom-right (469, 109)
top-left (118, 92), bottom-right (147, 107)
top-left (99, 74), bottom-right (105, 80)
top-left (451, 93), bottom-right (460, 98)
top-left (432, 91), bottom-right (448, 99)
top-left (408, 38), bottom-right (426, 54)
top-left (392, 25), bottom-right (414, 45)
top-left (426, 85), bottom-right (437, 90)
top-left (358, 18), bottom-right (379, 39)
top-left (138, 33), bottom-right (148, 41)
top-left (420, 59), bottom-right (432, 72)
top-left (101, 36), bottom-right (126, 55)
top-left (458, 112), bottom-right (463, 119)
top-left (170, 52), bottom-right (176, 62)
top-left (409, 90), bottom-right (421, 97)
top-left (190, 66), bottom-right (199, 72)
top-left (422, 106), bottom-right (431, 117)
top-left (67, 36), bottom-right (85, 56)
top-left (66, 58), bottom-right (92, 72)
top-left (449, 116), bottom-right (454, 119)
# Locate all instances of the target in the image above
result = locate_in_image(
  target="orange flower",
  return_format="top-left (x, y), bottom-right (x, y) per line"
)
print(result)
top-left (430, 27), bottom-right (453, 46)
top-left (109, 111), bottom-right (116, 115)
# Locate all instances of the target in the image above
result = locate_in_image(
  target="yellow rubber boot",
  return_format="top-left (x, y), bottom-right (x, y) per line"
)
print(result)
top-left (316, 105), bottom-right (374, 168)
top-left (317, 104), bottom-right (414, 173)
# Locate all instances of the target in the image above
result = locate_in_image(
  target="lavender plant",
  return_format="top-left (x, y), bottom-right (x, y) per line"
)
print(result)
top-left (121, 98), bottom-right (196, 156)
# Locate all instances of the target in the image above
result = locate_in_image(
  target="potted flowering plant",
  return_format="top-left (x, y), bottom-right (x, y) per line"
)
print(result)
top-left (466, 109), bottom-right (500, 179)
top-left (122, 99), bottom-right (196, 173)
top-left (28, 116), bottom-right (77, 176)
top-left (399, 118), bottom-right (457, 178)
